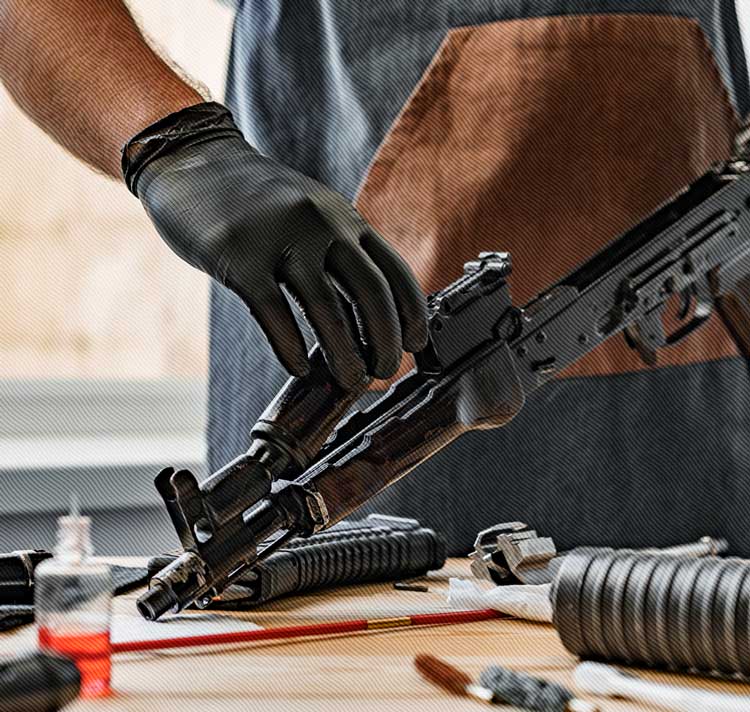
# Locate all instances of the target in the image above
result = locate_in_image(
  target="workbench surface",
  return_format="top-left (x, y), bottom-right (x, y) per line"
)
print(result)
top-left (2, 558), bottom-right (748, 711)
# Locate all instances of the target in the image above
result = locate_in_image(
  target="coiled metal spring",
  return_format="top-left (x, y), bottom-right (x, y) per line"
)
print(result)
top-left (552, 549), bottom-right (750, 677)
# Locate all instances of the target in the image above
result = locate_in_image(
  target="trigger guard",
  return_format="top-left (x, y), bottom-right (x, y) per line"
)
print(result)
top-left (665, 312), bottom-right (712, 345)
top-left (677, 289), bottom-right (692, 320)
top-left (666, 282), bottom-right (714, 345)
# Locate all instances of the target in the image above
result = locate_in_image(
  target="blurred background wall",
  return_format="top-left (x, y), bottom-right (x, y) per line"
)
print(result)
top-left (0, 0), bottom-right (233, 381)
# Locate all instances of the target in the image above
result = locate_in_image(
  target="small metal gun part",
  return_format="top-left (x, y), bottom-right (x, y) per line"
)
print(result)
top-left (470, 523), bottom-right (557, 586)
top-left (470, 523), bottom-right (728, 586)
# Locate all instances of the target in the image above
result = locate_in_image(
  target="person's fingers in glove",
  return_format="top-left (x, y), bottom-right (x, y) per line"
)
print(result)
top-left (237, 280), bottom-right (311, 378)
top-left (283, 262), bottom-right (367, 389)
top-left (122, 102), bottom-right (429, 388)
top-left (360, 229), bottom-right (429, 353)
top-left (326, 240), bottom-right (402, 378)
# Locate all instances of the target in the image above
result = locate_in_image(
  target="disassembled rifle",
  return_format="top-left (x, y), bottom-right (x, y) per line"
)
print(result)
top-left (138, 135), bottom-right (750, 620)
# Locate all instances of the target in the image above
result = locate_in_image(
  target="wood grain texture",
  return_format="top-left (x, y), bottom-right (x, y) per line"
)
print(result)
top-left (2, 558), bottom-right (748, 711)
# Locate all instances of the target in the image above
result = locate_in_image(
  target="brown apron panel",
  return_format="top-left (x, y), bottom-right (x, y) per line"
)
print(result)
top-left (356, 14), bottom-right (740, 380)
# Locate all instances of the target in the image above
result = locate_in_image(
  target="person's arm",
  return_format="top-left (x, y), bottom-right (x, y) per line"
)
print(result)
top-left (0, 0), bottom-right (201, 176)
top-left (0, 0), bottom-right (428, 386)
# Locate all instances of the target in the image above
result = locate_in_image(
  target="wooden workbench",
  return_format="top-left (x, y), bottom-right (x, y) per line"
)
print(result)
top-left (2, 558), bottom-right (748, 711)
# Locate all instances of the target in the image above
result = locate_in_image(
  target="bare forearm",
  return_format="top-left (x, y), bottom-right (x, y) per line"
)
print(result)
top-left (0, 0), bottom-right (202, 177)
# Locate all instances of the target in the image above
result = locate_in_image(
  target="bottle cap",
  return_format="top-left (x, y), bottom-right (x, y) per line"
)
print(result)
top-left (54, 495), bottom-right (93, 558)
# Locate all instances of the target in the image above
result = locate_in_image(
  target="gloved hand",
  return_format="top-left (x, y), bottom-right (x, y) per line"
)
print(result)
top-left (121, 102), bottom-right (427, 388)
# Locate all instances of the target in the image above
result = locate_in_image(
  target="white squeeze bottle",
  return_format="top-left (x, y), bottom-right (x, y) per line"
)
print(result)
top-left (35, 496), bottom-right (113, 698)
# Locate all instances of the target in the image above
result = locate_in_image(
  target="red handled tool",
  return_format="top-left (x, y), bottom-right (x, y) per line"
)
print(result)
top-left (112, 608), bottom-right (505, 654)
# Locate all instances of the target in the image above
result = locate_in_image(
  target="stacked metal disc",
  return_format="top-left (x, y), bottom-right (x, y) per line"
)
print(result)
top-left (551, 549), bottom-right (750, 677)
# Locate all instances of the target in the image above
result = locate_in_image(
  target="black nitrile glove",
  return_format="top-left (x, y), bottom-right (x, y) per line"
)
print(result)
top-left (122, 102), bottom-right (428, 388)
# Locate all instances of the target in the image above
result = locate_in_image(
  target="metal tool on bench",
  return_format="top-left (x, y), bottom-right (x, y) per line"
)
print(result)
top-left (0, 551), bottom-right (53, 631)
top-left (0, 551), bottom-right (52, 606)
top-left (470, 522), bottom-right (559, 585)
top-left (415, 654), bottom-right (597, 712)
top-left (140, 130), bottom-right (750, 620)
top-left (469, 522), bottom-right (728, 586)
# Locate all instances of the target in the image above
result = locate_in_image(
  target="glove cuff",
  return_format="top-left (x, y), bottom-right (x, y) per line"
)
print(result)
top-left (121, 101), bottom-right (243, 196)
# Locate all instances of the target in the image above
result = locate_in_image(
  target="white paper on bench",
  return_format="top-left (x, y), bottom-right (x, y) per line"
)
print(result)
top-left (111, 612), bottom-right (263, 645)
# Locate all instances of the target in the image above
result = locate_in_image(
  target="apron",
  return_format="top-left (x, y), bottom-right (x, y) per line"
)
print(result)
top-left (214, 2), bottom-right (750, 554)
top-left (356, 14), bottom-right (741, 381)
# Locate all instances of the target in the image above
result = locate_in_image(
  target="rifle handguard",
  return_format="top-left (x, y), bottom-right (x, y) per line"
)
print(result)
top-left (147, 515), bottom-right (446, 608)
